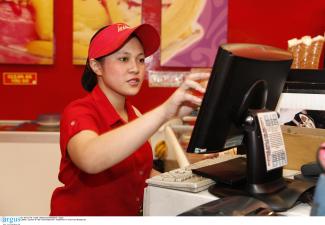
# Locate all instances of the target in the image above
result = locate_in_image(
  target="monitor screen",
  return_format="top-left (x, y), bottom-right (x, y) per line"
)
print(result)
top-left (187, 43), bottom-right (292, 154)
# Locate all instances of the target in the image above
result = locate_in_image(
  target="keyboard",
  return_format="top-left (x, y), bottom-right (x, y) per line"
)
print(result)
top-left (146, 154), bottom-right (244, 193)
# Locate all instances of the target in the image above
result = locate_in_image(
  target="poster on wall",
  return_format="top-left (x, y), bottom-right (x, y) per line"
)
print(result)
top-left (0, 0), bottom-right (54, 64)
top-left (73, 0), bottom-right (142, 65)
top-left (161, 0), bottom-right (228, 67)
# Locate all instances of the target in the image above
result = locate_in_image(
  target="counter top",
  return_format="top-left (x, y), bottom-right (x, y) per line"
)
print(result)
top-left (0, 120), bottom-right (59, 143)
top-left (0, 120), bottom-right (59, 132)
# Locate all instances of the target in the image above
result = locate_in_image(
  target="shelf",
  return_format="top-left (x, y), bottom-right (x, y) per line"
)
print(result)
top-left (284, 69), bottom-right (325, 93)
top-left (277, 93), bottom-right (325, 110)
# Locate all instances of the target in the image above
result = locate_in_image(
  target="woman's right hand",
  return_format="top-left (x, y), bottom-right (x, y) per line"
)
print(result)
top-left (161, 73), bottom-right (210, 120)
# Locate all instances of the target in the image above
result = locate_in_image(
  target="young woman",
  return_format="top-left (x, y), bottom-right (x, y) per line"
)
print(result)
top-left (50, 23), bottom-right (209, 216)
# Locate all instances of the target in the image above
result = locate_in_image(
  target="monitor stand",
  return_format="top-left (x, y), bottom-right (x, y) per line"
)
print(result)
top-left (208, 110), bottom-right (316, 212)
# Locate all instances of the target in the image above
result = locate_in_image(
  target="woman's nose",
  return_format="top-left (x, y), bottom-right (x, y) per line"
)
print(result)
top-left (128, 59), bottom-right (140, 74)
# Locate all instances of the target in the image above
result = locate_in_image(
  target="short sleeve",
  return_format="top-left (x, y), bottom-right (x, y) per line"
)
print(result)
top-left (60, 102), bottom-right (99, 160)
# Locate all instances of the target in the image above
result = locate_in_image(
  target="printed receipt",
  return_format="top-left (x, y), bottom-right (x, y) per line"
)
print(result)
top-left (257, 111), bottom-right (288, 171)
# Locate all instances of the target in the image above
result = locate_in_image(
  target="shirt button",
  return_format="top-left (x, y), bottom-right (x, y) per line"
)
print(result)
top-left (136, 197), bottom-right (140, 202)
top-left (139, 170), bottom-right (144, 176)
top-left (70, 120), bottom-right (76, 126)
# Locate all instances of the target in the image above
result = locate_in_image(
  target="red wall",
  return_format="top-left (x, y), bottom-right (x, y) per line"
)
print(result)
top-left (1, 0), bottom-right (325, 120)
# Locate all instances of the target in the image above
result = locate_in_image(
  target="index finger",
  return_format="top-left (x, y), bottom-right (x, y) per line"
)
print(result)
top-left (185, 72), bottom-right (210, 81)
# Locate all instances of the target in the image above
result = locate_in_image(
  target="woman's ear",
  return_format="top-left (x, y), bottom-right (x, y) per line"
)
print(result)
top-left (89, 59), bottom-right (103, 76)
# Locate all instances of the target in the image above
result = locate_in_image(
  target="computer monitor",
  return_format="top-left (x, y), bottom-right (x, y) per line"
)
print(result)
top-left (188, 43), bottom-right (292, 153)
top-left (187, 43), bottom-right (315, 211)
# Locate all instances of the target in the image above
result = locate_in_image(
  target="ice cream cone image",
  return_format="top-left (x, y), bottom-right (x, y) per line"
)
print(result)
top-left (288, 35), bottom-right (324, 69)
top-left (161, 0), bottom-right (206, 65)
top-left (308, 35), bottom-right (324, 69)
top-left (288, 38), bottom-right (302, 69)
top-left (299, 36), bottom-right (312, 69)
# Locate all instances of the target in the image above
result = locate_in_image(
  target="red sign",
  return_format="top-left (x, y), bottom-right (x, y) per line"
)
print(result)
top-left (2, 72), bottom-right (37, 85)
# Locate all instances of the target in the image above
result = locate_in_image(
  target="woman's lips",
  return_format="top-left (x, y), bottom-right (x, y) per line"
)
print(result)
top-left (127, 78), bottom-right (140, 86)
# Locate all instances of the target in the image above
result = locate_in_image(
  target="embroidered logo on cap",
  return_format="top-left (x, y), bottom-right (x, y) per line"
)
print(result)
top-left (117, 24), bottom-right (130, 32)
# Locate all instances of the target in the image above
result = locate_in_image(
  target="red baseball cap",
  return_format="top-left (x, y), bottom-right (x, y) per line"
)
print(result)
top-left (88, 23), bottom-right (160, 59)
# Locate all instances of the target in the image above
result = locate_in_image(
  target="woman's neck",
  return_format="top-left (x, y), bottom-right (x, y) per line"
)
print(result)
top-left (99, 84), bottom-right (128, 121)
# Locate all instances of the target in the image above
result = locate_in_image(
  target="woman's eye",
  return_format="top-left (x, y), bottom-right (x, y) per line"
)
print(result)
top-left (119, 57), bottom-right (128, 62)
top-left (139, 58), bottom-right (145, 64)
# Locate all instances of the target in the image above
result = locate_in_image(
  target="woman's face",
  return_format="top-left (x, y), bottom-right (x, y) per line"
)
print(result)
top-left (96, 37), bottom-right (146, 97)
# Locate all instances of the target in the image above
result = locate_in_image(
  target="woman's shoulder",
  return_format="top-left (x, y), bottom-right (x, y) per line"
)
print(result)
top-left (60, 95), bottom-right (98, 130)
top-left (63, 95), bottom-right (95, 116)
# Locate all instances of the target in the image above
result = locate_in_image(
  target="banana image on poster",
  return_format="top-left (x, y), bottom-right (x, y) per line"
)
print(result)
top-left (0, 0), bottom-right (54, 64)
top-left (73, 0), bottom-right (110, 64)
top-left (26, 0), bottom-right (54, 63)
top-left (73, 0), bottom-right (109, 45)
top-left (161, 0), bottom-right (206, 65)
top-left (72, 0), bottom-right (141, 64)
top-left (154, 140), bottom-right (168, 159)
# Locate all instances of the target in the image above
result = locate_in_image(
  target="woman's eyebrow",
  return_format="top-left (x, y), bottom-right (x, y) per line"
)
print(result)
top-left (117, 51), bottom-right (145, 57)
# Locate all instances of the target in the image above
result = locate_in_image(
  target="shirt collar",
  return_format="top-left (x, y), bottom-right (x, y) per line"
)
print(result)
top-left (91, 85), bottom-right (137, 126)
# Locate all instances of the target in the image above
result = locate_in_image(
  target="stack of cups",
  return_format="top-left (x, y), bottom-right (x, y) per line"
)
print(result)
top-left (288, 35), bottom-right (324, 69)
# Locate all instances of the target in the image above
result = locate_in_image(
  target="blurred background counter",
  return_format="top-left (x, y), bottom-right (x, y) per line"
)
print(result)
top-left (0, 120), bottom-right (61, 216)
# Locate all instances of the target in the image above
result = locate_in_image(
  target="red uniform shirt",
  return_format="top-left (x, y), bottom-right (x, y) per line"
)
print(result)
top-left (50, 86), bottom-right (153, 216)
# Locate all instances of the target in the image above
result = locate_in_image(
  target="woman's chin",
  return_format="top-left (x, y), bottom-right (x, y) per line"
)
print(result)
top-left (123, 89), bottom-right (141, 96)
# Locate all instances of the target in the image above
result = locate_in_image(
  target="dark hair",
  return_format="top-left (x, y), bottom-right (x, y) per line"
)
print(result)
top-left (81, 26), bottom-right (109, 92)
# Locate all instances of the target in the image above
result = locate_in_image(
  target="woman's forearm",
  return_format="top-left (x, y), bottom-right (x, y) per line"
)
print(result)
top-left (70, 104), bottom-right (169, 174)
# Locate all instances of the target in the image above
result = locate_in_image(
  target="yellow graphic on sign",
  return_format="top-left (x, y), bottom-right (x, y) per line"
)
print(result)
top-left (2, 72), bottom-right (38, 85)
